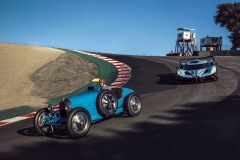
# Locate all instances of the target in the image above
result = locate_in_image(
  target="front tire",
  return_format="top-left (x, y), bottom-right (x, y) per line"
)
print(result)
top-left (176, 76), bottom-right (181, 85)
top-left (213, 72), bottom-right (219, 81)
top-left (66, 108), bottom-right (91, 138)
top-left (124, 93), bottom-right (142, 117)
top-left (33, 108), bottom-right (54, 136)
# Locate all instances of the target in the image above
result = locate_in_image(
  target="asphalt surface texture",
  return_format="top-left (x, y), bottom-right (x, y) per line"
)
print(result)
top-left (0, 55), bottom-right (240, 160)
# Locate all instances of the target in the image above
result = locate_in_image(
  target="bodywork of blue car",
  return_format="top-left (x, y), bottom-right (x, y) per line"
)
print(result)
top-left (68, 86), bottom-right (134, 121)
top-left (176, 56), bottom-right (218, 83)
top-left (33, 78), bottom-right (142, 138)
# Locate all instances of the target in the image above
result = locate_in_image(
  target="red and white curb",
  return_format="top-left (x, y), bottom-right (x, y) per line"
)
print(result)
top-left (75, 50), bottom-right (132, 87)
top-left (0, 112), bottom-right (36, 126)
top-left (0, 51), bottom-right (131, 127)
top-left (0, 106), bottom-right (61, 127)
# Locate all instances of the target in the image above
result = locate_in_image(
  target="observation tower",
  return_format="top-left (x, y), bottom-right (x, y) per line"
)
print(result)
top-left (175, 28), bottom-right (196, 56)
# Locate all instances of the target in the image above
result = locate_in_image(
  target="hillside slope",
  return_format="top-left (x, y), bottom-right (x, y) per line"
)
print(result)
top-left (0, 43), bottom-right (97, 110)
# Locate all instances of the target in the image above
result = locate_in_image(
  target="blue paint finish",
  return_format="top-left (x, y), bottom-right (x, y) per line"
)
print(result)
top-left (42, 85), bottom-right (135, 126)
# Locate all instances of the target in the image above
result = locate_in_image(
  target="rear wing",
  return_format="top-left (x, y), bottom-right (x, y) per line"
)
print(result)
top-left (180, 56), bottom-right (215, 65)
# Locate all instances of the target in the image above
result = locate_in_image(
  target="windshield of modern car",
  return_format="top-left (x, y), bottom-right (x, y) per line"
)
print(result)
top-left (183, 62), bottom-right (212, 70)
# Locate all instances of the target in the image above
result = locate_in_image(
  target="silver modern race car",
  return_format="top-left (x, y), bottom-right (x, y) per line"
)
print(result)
top-left (176, 56), bottom-right (218, 83)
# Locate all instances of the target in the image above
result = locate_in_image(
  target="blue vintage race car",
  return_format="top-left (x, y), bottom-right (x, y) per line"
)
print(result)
top-left (176, 56), bottom-right (218, 83)
top-left (33, 78), bottom-right (142, 138)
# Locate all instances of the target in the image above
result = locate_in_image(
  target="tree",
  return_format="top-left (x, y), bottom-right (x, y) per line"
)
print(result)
top-left (214, 2), bottom-right (240, 50)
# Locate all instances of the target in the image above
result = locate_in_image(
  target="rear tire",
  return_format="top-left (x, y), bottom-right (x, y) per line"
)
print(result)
top-left (96, 90), bottom-right (118, 117)
top-left (124, 93), bottom-right (142, 117)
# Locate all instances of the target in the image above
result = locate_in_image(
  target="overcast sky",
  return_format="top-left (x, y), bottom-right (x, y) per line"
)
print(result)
top-left (0, 0), bottom-right (236, 56)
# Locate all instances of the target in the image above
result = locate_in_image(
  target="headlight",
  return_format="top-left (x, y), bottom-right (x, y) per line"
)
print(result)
top-left (48, 104), bottom-right (54, 112)
top-left (210, 67), bottom-right (217, 74)
top-left (64, 99), bottom-right (71, 111)
top-left (177, 69), bottom-right (182, 76)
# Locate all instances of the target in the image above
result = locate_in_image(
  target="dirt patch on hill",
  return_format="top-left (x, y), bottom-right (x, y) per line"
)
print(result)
top-left (0, 43), bottom-right (98, 110)
top-left (29, 52), bottom-right (98, 99)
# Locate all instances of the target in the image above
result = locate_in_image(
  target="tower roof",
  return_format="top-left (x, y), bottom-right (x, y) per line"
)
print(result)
top-left (177, 28), bottom-right (195, 31)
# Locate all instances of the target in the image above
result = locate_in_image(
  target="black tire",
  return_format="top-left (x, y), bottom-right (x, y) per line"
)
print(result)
top-left (33, 108), bottom-right (55, 136)
top-left (176, 76), bottom-right (181, 85)
top-left (96, 90), bottom-right (118, 117)
top-left (66, 108), bottom-right (91, 138)
top-left (124, 93), bottom-right (142, 117)
top-left (214, 72), bottom-right (219, 81)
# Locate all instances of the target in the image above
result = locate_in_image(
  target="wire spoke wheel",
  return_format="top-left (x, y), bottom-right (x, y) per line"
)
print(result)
top-left (33, 108), bottom-right (53, 136)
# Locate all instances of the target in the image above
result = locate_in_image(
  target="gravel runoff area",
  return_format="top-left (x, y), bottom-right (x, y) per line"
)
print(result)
top-left (0, 43), bottom-right (98, 111)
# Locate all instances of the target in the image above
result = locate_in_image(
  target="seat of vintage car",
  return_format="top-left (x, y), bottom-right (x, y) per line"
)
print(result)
top-left (111, 87), bottom-right (123, 99)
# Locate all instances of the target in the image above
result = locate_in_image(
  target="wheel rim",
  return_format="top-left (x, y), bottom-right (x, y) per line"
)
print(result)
top-left (72, 112), bottom-right (89, 133)
top-left (130, 96), bottom-right (141, 113)
top-left (38, 112), bottom-right (50, 133)
top-left (101, 93), bottom-right (117, 114)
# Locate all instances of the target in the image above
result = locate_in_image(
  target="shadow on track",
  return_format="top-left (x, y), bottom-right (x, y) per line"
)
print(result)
top-left (103, 55), bottom-right (177, 94)
top-left (17, 114), bottom-right (129, 140)
top-left (155, 73), bottom-right (177, 85)
top-left (17, 127), bottom-right (72, 139)
top-left (4, 89), bottom-right (239, 160)
top-left (17, 127), bottom-right (41, 137)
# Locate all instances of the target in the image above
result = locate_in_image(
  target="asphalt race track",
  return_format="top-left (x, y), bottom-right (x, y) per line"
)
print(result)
top-left (0, 55), bottom-right (240, 160)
